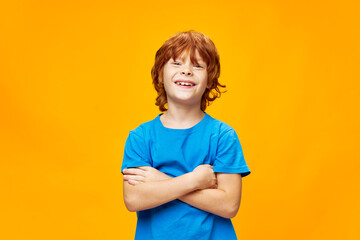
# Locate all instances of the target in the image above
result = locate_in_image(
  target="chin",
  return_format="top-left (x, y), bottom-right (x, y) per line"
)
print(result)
top-left (172, 97), bottom-right (201, 106)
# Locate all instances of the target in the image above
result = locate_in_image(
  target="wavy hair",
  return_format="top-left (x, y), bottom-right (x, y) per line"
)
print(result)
top-left (151, 30), bottom-right (227, 112)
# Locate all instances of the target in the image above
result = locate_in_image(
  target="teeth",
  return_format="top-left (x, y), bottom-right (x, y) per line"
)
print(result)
top-left (176, 82), bottom-right (194, 86)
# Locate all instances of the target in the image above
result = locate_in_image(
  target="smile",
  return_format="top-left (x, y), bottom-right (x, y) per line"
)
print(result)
top-left (174, 82), bottom-right (195, 88)
top-left (176, 81), bottom-right (194, 86)
top-left (174, 79), bottom-right (196, 88)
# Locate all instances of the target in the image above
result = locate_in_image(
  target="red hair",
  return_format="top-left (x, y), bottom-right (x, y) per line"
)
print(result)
top-left (151, 30), bottom-right (226, 112)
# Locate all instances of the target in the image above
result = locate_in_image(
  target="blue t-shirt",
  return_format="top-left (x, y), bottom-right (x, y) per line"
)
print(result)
top-left (121, 112), bottom-right (251, 240)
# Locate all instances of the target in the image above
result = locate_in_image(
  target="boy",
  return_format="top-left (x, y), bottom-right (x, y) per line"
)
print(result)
top-left (121, 30), bottom-right (251, 240)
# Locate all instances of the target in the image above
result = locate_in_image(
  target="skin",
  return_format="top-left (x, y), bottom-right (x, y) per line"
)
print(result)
top-left (123, 50), bottom-right (243, 219)
top-left (123, 167), bottom-right (242, 218)
top-left (159, 49), bottom-right (210, 128)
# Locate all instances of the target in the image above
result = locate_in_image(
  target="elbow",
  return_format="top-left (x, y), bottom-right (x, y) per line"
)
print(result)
top-left (125, 202), bottom-right (137, 212)
top-left (221, 208), bottom-right (238, 219)
top-left (123, 182), bottom-right (143, 212)
top-left (221, 202), bottom-right (240, 219)
top-left (124, 196), bottom-right (139, 212)
top-left (227, 208), bottom-right (239, 219)
top-left (124, 191), bottom-right (141, 212)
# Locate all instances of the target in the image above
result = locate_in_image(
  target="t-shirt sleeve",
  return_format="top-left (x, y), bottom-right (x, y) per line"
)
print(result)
top-left (121, 129), bottom-right (152, 174)
top-left (213, 129), bottom-right (251, 177)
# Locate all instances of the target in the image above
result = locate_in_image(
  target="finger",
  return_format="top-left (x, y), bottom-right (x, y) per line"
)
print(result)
top-left (123, 168), bottom-right (145, 176)
top-left (128, 179), bottom-right (141, 185)
top-left (209, 183), bottom-right (218, 189)
top-left (202, 164), bottom-right (213, 168)
top-left (124, 174), bottom-right (144, 181)
top-left (137, 166), bottom-right (153, 171)
top-left (124, 175), bottom-right (145, 182)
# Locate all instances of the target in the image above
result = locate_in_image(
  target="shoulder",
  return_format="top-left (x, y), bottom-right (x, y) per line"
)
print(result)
top-left (128, 115), bottom-right (158, 137)
top-left (206, 114), bottom-right (238, 138)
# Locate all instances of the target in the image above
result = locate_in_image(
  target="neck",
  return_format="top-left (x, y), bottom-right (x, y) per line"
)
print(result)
top-left (162, 101), bottom-right (205, 127)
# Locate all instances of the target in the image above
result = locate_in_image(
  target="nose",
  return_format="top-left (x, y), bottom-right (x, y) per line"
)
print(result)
top-left (181, 64), bottom-right (193, 76)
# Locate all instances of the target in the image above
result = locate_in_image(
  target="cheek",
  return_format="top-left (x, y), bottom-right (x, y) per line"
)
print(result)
top-left (163, 74), bottom-right (174, 86)
top-left (201, 74), bottom-right (209, 85)
top-left (163, 68), bottom-right (176, 79)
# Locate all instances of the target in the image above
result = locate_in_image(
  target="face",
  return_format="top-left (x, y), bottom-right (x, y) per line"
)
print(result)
top-left (161, 50), bottom-right (209, 108)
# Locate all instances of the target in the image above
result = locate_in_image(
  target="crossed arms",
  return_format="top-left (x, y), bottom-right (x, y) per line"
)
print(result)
top-left (122, 165), bottom-right (242, 219)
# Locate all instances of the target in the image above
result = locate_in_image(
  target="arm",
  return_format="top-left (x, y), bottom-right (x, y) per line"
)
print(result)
top-left (178, 173), bottom-right (242, 219)
top-left (122, 165), bottom-right (216, 212)
top-left (124, 167), bottom-right (242, 218)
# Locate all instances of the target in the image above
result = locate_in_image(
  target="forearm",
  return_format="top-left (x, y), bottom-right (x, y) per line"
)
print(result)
top-left (145, 172), bottom-right (241, 218)
top-left (123, 172), bottom-right (198, 212)
top-left (178, 188), bottom-right (240, 219)
top-left (122, 165), bottom-right (233, 216)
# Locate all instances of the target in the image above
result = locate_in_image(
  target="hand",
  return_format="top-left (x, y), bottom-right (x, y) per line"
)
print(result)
top-left (123, 166), bottom-right (171, 185)
top-left (192, 164), bottom-right (217, 190)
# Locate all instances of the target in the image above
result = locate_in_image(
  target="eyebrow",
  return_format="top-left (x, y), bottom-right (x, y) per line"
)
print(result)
top-left (174, 57), bottom-right (205, 63)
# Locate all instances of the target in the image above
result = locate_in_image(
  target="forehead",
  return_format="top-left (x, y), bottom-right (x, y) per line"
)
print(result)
top-left (174, 50), bottom-right (205, 62)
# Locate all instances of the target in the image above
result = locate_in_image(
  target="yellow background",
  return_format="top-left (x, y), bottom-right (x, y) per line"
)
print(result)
top-left (1, 0), bottom-right (359, 239)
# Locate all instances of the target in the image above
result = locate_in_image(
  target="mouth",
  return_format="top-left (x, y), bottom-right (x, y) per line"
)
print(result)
top-left (174, 80), bottom-right (196, 88)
